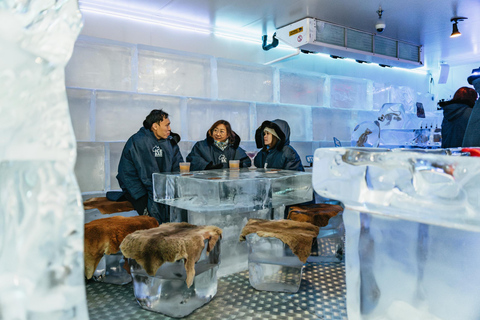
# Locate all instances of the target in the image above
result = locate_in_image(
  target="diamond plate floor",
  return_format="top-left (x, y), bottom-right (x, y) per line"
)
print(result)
top-left (86, 262), bottom-right (347, 320)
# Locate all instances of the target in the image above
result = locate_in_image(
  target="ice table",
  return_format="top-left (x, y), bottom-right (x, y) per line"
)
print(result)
top-left (153, 168), bottom-right (313, 276)
top-left (312, 147), bottom-right (480, 320)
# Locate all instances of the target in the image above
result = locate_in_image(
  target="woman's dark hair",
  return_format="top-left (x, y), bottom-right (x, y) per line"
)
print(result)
top-left (452, 87), bottom-right (477, 107)
top-left (208, 120), bottom-right (235, 141)
top-left (143, 109), bottom-right (169, 129)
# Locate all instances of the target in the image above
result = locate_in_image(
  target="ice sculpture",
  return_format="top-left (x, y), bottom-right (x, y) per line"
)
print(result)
top-left (312, 147), bottom-right (480, 320)
top-left (351, 121), bottom-right (380, 147)
top-left (0, 1), bottom-right (86, 319)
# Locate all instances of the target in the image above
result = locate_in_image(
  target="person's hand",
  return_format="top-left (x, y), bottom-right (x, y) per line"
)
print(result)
top-left (205, 162), bottom-right (223, 170)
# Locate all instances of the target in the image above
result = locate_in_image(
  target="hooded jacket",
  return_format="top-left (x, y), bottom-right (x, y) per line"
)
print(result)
top-left (186, 131), bottom-right (251, 171)
top-left (462, 78), bottom-right (480, 147)
top-left (253, 119), bottom-right (304, 171)
top-left (440, 100), bottom-right (473, 148)
top-left (117, 127), bottom-right (183, 222)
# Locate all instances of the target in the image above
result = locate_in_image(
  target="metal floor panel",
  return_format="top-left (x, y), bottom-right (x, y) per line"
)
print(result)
top-left (86, 262), bottom-right (347, 320)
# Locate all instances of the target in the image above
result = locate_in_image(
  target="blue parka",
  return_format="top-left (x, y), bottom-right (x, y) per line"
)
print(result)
top-left (186, 131), bottom-right (251, 171)
top-left (253, 119), bottom-right (304, 171)
top-left (440, 100), bottom-right (473, 148)
top-left (462, 78), bottom-right (480, 147)
top-left (117, 127), bottom-right (183, 222)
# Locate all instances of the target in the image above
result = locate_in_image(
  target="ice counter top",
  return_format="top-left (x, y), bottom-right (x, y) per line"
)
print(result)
top-left (153, 168), bottom-right (313, 213)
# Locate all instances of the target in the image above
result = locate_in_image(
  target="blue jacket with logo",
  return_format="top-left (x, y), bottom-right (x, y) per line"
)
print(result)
top-left (253, 119), bottom-right (304, 171)
top-left (186, 131), bottom-right (251, 171)
top-left (117, 127), bottom-right (183, 221)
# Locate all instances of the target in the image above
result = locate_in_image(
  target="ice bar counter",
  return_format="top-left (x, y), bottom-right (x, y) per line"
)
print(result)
top-left (153, 168), bottom-right (313, 275)
top-left (312, 147), bottom-right (480, 320)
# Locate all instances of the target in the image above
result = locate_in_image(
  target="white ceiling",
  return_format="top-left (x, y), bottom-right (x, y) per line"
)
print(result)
top-left (80, 0), bottom-right (480, 69)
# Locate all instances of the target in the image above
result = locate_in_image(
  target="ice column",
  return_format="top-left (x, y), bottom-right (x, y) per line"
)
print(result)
top-left (0, 1), bottom-right (87, 319)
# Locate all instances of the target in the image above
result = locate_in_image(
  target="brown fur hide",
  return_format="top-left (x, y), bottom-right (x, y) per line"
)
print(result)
top-left (119, 222), bottom-right (222, 288)
top-left (287, 204), bottom-right (343, 227)
top-left (83, 197), bottom-right (134, 214)
top-left (84, 215), bottom-right (159, 279)
top-left (239, 219), bottom-right (319, 263)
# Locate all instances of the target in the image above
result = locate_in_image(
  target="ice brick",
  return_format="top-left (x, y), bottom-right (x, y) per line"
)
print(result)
top-left (217, 59), bottom-right (274, 103)
top-left (108, 142), bottom-right (125, 191)
top-left (289, 141), bottom-right (315, 168)
top-left (313, 107), bottom-right (356, 141)
top-left (138, 46), bottom-right (211, 98)
top-left (246, 234), bottom-right (304, 293)
top-left (129, 239), bottom-right (220, 318)
top-left (313, 147), bottom-right (480, 320)
top-left (308, 213), bottom-right (345, 263)
top-left (66, 37), bottom-right (134, 91)
top-left (372, 82), bottom-right (389, 111)
top-left (75, 142), bottom-right (105, 192)
top-left (256, 103), bottom-right (312, 141)
top-left (185, 99), bottom-right (251, 141)
top-left (330, 76), bottom-right (373, 110)
top-left (416, 92), bottom-right (436, 113)
top-left (279, 69), bottom-right (328, 107)
top-left (93, 252), bottom-right (132, 285)
top-left (95, 92), bottom-right (182, 142)
top-left (67, 88), bottom-right (92, 141)
top-left (389, 85), bottom-right (416, 113)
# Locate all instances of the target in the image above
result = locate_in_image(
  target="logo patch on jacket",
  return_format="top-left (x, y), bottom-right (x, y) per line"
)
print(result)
top-left (153, 146), bottom-right (163, 157)
top-left (219, 154), bottom-right (227, 163)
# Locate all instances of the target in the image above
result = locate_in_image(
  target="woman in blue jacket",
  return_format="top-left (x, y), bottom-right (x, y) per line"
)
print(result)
top-left (253, 119), bottom-right (304, 171)
top-left (186, 120), bottom-right (251, 171)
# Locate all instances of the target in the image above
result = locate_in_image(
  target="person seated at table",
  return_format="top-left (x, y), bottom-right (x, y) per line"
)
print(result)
top-left (186, 119), bottom-right (251, 171)
top-left (116, 109), bottom-right (183, 223)
top-left (253, 119), bottom-right (304, 171)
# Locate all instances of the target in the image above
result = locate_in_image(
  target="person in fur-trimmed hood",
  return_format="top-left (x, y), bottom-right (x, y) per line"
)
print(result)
top-left (253, 119), bottom-right (304, 171)
top-left (439, 86), bottom-right (477, 148)
top-left (186, 120), bottom-right (251, 171)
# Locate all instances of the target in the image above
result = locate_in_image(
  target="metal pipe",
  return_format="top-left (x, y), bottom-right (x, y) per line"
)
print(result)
top-left (264, 49), bottom-right (301, 65)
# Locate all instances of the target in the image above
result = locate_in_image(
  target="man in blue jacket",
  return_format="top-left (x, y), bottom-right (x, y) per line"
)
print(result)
top-left (116, 109), bottom-right (183, 223)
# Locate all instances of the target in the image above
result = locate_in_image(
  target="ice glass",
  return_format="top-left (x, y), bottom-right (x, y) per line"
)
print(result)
top-left (246, 233), bottom-right (304, 293)
top-left (179, 162), bottom-right (190, 173)
top-left (229, 159), bottom-right (240, 170)
top-left (245, 150), bottom-right (258, 170)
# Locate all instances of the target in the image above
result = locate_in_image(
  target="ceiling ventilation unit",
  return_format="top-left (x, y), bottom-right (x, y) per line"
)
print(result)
top-left (275, 18), bottom-right (423, 69)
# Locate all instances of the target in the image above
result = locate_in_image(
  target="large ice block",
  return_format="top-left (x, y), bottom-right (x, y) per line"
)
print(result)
top-left (217, 59), bottom-right (274, 103)
top-left (92, 252), bottom-right (132, 285)
top-left (137, 46), bottom-right (212, 98)
top-left (309, 212), bottom-right (345, 263)
top-left (75, 142), bottom-right (105, 193)
top-left (279, 69), bottom-right (328, 107)
top-left (330, 76), bottom-right (373, 110)
top-left (312, 107), bottom-right (356, 141)
top-left (153, 169), bottom-right (313, 212)
top-left (129, 239), bottom-right (220, 318)
top-left (389, 85), bottom-right (416, 113)
top-left (312, 147), bottom-right (480, 320)
top-left (246, 234), bottom-right (304, 293)
top-left (66, 88), bottom-right (93, 141)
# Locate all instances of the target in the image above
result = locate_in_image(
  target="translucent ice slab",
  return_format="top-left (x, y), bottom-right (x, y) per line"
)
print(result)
top-left (153, 169), bottom-right (313, 213)
top-left (93, 252), bottom-right (132, 285)
top-left (312, 147), bottom-right (480, 320)
top-left (129, 239), bottom-right (220, 318)
top-left (308, 212), bottom-right (345, 263)
top-left (246, 234), bottom-right (304, 293)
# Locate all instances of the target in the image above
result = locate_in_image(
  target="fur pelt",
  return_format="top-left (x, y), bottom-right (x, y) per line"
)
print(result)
top-left (84, 215), bottom-right (159, 279)
top-left (287, 204), bottom-right (343, 227)
top-left (239, 219), bottom-right (319, 263)
top-left (119, 222), bottom-right (222, 288)
top-left (83, 196), bottom-right (134, 214)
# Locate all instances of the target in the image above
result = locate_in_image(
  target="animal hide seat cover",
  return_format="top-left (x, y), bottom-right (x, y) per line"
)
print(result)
top-left (83, 196), bottom-right (134, 214)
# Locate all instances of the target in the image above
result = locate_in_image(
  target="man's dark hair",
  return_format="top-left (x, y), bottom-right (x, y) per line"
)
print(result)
top-left (143, 109), bottom-right (169, 129)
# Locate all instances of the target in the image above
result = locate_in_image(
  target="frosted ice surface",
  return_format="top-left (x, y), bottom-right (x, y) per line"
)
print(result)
top-left (108, 142), bottom-right (125, 191)
top-left (312, 148), bottom-right (480, 320)
top-left (66, 37), bottom-right (135, 91)
top-left (185, 99), bottom-right (251, 141)
top-left (416, 92), bottom-right (436, 113)
top-left (75, 142), bottom-right (105, 192)
top-left (372, 82), bottom-right (389, 111)
top-left (256, 104), bottom-right (312, 141)
top-left (217, 59), bottom-right (274, 103)
top-left (330, 76), bottom-right (373, 110)
top-left (67, 88), bottom-right (92, 141)
top-left (351, 121), bottom-right (380, 147)
top-left (377, 103), bottom-right (406, 129)
top-left (313, 107), bottom-right (356, 141)
top-left (0, 0), bottom-right (87, 318)
top-left (279, 69), bottom-right (327, 106)
top-left (289, 142), bottom-right (314, 167)
top-left (95, 92), bottom-right (182, 141)
top-left (138, 46), bottom-right (211, 98)
top-left (389, 85), bottom-right (416, 113)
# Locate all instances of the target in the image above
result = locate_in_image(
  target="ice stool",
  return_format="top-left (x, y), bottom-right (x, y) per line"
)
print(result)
top-left (120, 222), bottom-right (222, 318)
top-left (84, 215), bottom-right (159, 285)
top-left (240, 219), bottom-right (319, 293)
top-left (287, 203), bottom-right (345, 262)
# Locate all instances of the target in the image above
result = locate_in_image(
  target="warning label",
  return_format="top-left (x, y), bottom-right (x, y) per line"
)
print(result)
top-left (289, 27), bottom-right (303, 36)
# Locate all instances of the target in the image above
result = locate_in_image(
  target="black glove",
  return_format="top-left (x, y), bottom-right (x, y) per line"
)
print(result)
top-left (205, 162), bottom-right (223, 170)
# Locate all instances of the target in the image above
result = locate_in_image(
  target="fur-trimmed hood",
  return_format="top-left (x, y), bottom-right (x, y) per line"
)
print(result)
top-left (255, 119), bottom-right (291, 150)
top-left (206, 130), bottom-right (242, 149)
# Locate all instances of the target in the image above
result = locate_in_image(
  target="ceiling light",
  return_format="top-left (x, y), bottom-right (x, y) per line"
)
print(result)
top-left (450, 17), bottom-right (467, 38)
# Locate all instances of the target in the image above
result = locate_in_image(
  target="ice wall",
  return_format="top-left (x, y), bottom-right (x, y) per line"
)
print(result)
top-left (65, 36), bottom-right (438, 194)
top-left (0, 1), bottom-right (87, 319)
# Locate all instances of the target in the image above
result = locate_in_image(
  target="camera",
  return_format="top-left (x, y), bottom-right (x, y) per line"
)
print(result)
top-left (376, 21), bottom-right (386, 33)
